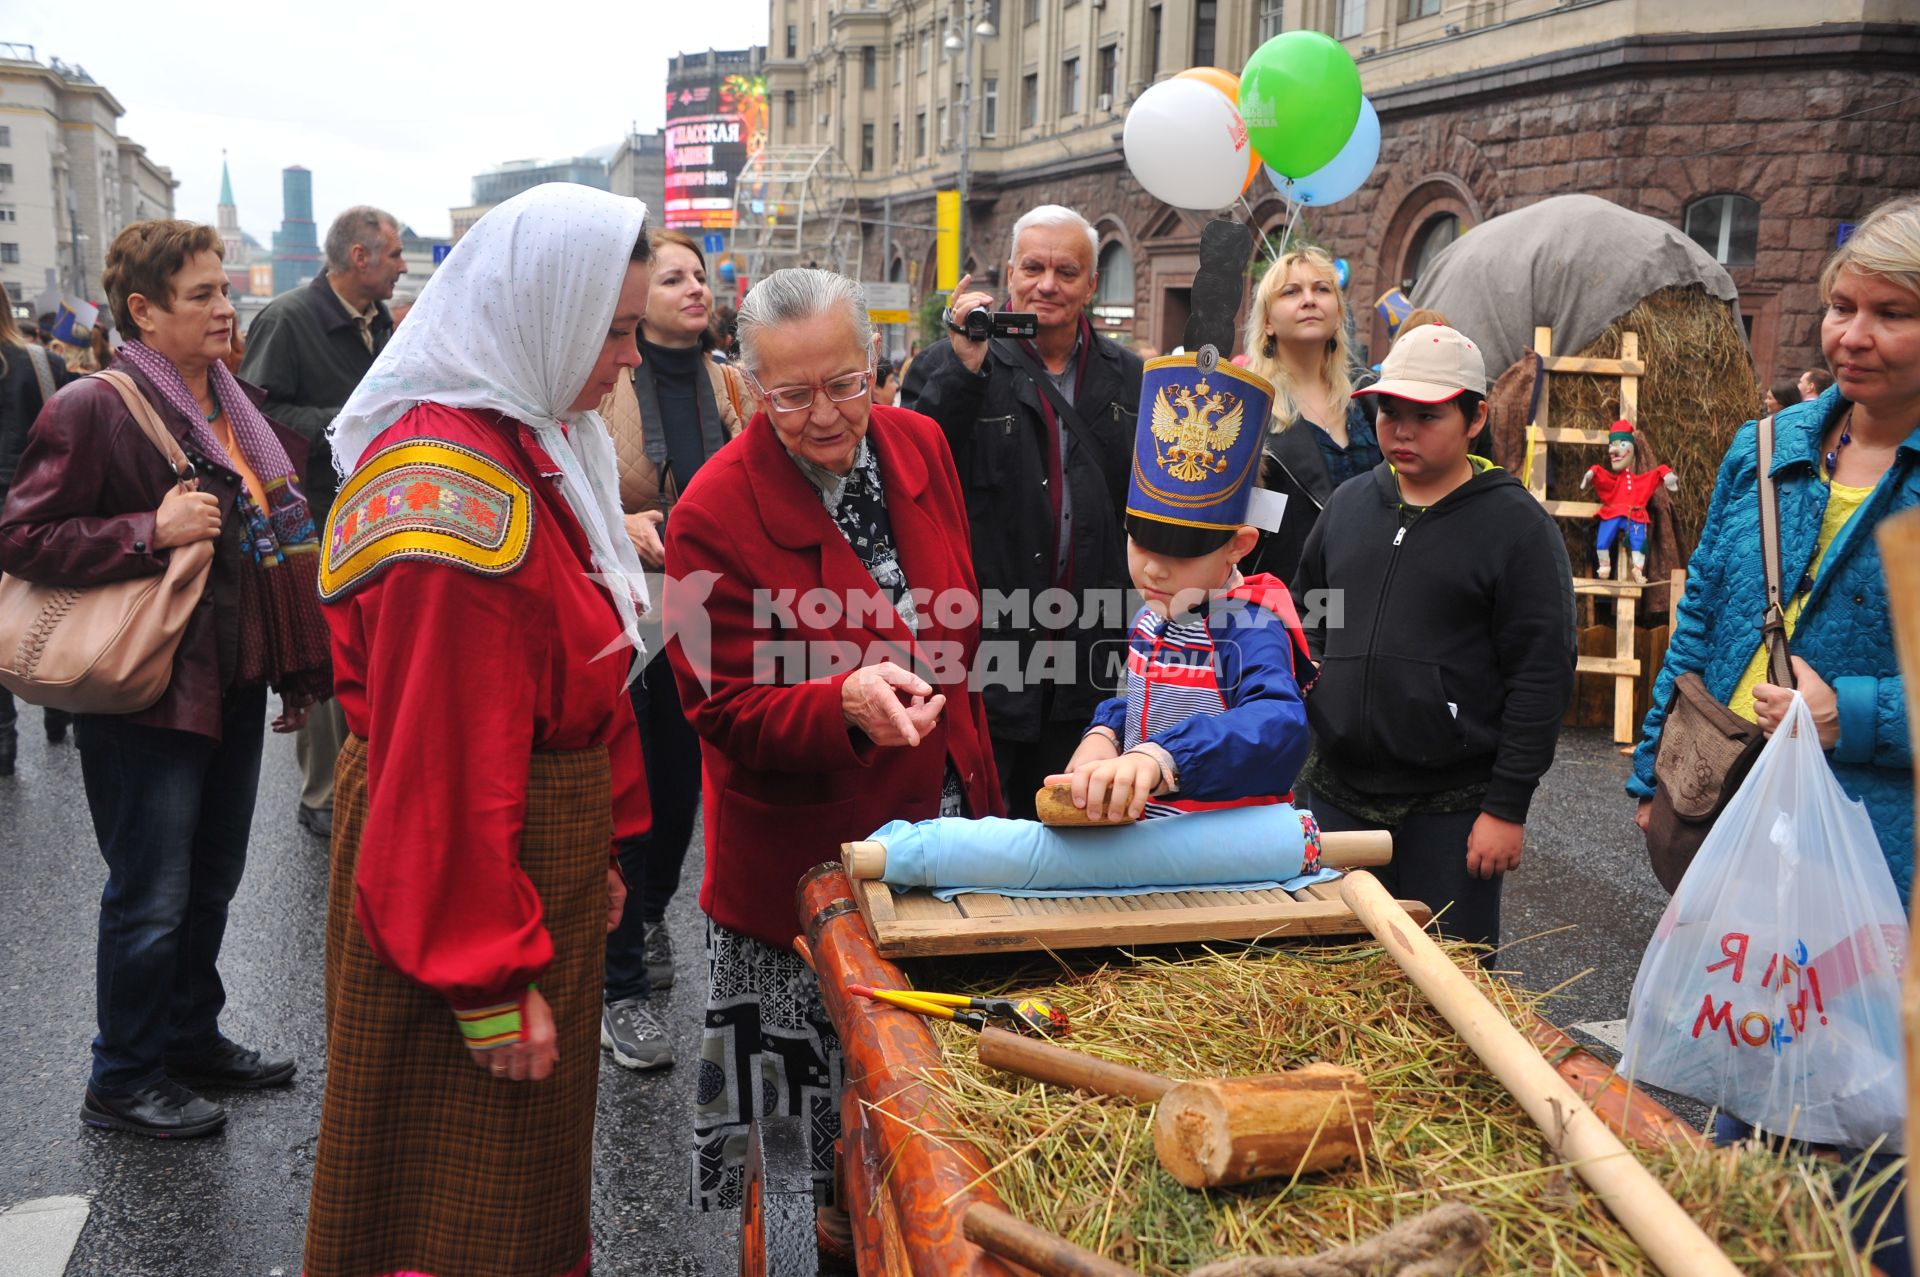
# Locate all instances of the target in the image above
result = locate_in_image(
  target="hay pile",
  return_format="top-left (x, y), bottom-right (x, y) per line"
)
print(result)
top-left (1487, 285), bottom-right (1756, 588)
top-left (912, 942), bottom-right (1880, 1275)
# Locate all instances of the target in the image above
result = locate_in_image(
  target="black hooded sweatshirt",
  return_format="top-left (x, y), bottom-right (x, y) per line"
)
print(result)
top-left (1292, 458), bottom-right (1576, 823)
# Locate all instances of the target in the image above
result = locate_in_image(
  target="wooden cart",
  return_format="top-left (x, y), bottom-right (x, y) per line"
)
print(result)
top-left (737, 862), bottom-right (1703, 1277)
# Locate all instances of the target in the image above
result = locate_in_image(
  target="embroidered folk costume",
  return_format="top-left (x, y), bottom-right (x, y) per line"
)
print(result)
top-left (1084, 350), bottom-right (1314, 817)
top-left (303, 185), bottom-right (653, 1277)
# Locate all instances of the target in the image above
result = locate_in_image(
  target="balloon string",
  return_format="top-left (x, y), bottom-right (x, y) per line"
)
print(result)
top-left (1280, 198), bottom-right (1304, 257)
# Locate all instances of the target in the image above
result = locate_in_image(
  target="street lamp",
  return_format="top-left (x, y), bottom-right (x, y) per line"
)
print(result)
top-left (947, 1), bottom-right (996, 277)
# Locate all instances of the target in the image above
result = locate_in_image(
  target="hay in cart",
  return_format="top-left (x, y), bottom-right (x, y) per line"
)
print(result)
top-left (905, 942), bottom-right (1885, 1275)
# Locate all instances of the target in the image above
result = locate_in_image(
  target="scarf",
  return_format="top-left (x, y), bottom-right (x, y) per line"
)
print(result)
top-left (328, 183), bottom-right (652, 673)
top-left (113, 341), bottom-right (331, 702)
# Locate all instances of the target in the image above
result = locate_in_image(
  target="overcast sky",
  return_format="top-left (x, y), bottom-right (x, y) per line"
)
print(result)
top-left (11, 0), bottom-right (772, 243)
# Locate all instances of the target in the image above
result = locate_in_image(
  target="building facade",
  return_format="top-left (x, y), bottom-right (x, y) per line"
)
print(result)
top-left (609, 129), bottom-right (668, 222)
top-left (0, 43), bottom-right (175, 316)
top-left (768, 0), bottom-right (1918, 382)
top-left (271, 165), bottom-right (321, 296)
top-left (451, 155), bottom-right (612, 242)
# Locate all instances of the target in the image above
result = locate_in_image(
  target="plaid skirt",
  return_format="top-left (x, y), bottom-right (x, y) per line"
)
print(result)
top-left (304, 736), bottom-right (611, 1277)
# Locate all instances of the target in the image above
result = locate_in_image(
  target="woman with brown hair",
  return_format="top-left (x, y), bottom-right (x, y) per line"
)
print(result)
top-left (1242, 245), bottom-right (1381, 583)
top-left (591, 227), bottom-right (754, 1071)
top-left (0, 221), bottom-right (330, 1136)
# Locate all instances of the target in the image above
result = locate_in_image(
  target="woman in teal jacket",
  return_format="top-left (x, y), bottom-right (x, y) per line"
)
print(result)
top-left (1631, 195), bottom-right (1920, 906)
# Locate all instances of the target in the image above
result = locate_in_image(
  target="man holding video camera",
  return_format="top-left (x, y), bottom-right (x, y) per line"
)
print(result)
top-left (902, 203), bottom-right (1143, 817)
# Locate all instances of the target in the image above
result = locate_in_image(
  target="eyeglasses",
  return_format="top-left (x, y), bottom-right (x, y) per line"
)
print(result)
top-left (754, 370), bottom-right (873, 414)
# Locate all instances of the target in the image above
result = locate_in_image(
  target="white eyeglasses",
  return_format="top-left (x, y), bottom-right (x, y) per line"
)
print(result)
top-left (753, 370), bottom-right (874, 414)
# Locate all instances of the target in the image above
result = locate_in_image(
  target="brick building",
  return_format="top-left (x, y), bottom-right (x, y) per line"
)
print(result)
top-left (769, 0), bottom-right (1918, 383)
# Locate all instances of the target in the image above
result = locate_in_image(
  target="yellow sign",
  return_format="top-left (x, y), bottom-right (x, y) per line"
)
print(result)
top-left (936, 190), bottom-right (961, 292)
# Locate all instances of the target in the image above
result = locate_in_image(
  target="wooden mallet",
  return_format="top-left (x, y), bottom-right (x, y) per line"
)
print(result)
top-left (977, 1024), bottom-right (1373, 1189)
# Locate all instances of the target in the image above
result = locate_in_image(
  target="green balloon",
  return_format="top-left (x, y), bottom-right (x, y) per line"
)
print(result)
top-left (1238, 31), bottom-right (1364, 179)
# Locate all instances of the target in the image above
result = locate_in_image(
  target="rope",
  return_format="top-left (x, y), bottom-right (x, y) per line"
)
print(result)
top-left (1186, 1203), bottom-right (1490, 1277)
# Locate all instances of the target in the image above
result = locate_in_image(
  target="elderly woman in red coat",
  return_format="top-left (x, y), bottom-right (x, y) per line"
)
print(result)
top-left (663, 268), bottom-right (1001, 1233)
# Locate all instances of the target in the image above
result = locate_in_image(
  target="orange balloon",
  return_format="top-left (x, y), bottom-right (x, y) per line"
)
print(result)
top-left (1176, 68), bottom-right (1260, 194)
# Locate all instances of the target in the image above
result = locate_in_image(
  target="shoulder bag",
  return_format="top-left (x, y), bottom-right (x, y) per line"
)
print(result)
top-left (1644, 414), bottom-right (1793, 893)
top-left (0, 370), bottom-right (216, 714)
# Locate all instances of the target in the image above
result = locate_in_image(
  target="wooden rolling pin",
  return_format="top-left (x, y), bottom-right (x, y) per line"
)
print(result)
top-left (977, 1024), bottom-right (1372, 1188)
top-left (1337, 871), bottom-right (1740, 1277)
top-left (1877, 509), bottom-right (1920, 1254)
top-left (841, 827), bottom-right (1393, 881)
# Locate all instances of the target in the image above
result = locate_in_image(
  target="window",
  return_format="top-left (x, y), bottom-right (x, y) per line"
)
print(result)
top-left (1684, 195), bottom-right (1760, 267)
top-left (0, 164), bottom-right (12, 184)
top-left (862, 45), bottom-right (877, 88)
top-left (894, 40), bottom-right (904, 83)
top-left (919, 28), bottom-right (931, 70)
top-left (785, 23), bottom-right (797, 57)
top-left (1022, 72), bottom-right (1039, 128)
top-left (0, 244), bottom-right (17, 265)
top-left (1335, 0), bottom-right (1364, 38)
top-left (1403, 0), bottom-right (1439, 15)
top-left (784, 89), bottom-right (797, 128)
top-left (938, 104), bottom-right (949, 148)
top-left (862, 123), bottom-right (876, 171)
top-left (1258, 0), bottom-right (1286, 40)
top-left (1097, 44), bottom-right (1118, 102)
top-left (1148, 6), bottom-right (1164, 76)
top-left (891, 120), bottom-right (901, 164)
top-left (916, 110), bottom-right (928, 156)
top-left (1093, 239), bottom-right (1136, 330)
top-left (0, 126), bottom-right (10, 147)
top-left (1403, 214), bottom-right (1459, 290)
top-left (940, 16), bottom-right (951, 57)
top-left (1193, 0), bottom-right (1217, 66)
top-left (1060, 56), bottom-right (1081, 115)
top-left (1024, 0), bottom-right (1040, 23)
top-left (0, 207), bottom-right (14, 223)
top-left (982, 77), bottom-right (1000, 136)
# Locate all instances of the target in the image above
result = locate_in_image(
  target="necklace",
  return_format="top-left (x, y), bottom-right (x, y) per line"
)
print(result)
top-left (1823, 407), bottom-right (1853, 480)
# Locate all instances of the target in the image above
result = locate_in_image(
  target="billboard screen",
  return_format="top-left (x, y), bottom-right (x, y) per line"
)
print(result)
top-left (664, 62), bottom-right (767, 231)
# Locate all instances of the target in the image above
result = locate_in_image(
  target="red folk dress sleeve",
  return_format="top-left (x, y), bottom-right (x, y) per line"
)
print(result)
top-left (351, 558), bottom-right (552, 1047)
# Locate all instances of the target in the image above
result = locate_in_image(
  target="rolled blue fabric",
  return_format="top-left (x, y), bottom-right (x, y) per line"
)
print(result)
top-left (867, 804), bottom-right (1324, 894)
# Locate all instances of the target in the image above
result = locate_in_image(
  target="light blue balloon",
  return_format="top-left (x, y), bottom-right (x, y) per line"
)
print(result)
top-left (1334, 257), bottom-right (1350, 288)
top-left (1268, 98), bottom-right (1380, 207)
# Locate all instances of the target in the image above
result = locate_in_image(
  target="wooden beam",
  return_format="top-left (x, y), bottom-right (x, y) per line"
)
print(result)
top-left (1614, 585), bottom-right (1638, 743)
top-left (1546, 498), bottom-right (1602, 519)
top-left (1573, 578), bottom-right (1646, 598)
top-left (1577, 656), bottom-right (1642, 677)
top-left (1528, 327), bottom-right (1552, 504)
top-left (1540, 355), bottom-right (1647, 376)
top-left (1619, 331), bottom-right (1640, 427)
top-left (1532, 426), bottom-right (1615, 445)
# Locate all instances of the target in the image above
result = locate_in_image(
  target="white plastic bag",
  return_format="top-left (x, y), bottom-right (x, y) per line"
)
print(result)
top-left (1622, 692), bottom-right (1908, 1150)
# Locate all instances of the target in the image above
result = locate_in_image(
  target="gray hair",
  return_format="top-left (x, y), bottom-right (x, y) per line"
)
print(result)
top-left (324, 205), bottom-right (399, 273)
top-left (735, 268), bottom-right (873, 378)
top-left (1009, 204), bottom-right (1099, 263)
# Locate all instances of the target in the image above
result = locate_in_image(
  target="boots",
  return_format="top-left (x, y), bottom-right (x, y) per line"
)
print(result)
top-left (0, 728), bottom-right (14, 777)
top-left (1595, 555), bottom-right (1611, 580)
top-left (1630, 552), bottom-right (1648, 584)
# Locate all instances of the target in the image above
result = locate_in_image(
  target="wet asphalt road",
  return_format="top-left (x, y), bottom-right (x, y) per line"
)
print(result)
top-left (0, 708), bottom-right (1668, 1275)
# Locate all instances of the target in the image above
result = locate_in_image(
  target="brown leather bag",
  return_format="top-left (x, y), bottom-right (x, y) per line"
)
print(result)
top-left (0, 370), bottom-right (215, 714)
top-left (1645, 414), bottom-right (1792, 892)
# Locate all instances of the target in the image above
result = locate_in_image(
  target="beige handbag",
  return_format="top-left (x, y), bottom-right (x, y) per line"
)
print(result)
top-left (0, 370), bottom-right (215, 713)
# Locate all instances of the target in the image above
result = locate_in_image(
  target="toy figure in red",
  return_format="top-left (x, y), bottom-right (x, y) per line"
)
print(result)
top-left (1580, 419), bottom-right (1676, 583)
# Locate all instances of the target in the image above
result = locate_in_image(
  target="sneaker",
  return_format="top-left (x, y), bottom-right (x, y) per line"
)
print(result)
top-left (600, 997), bottom-right (673, 1071)
top-left (82, 1079), bottom-right (227, 1138)
top-left (643, 921), bottom-right (676, 990)
top-left (296, 805), bottom-right (333, 838)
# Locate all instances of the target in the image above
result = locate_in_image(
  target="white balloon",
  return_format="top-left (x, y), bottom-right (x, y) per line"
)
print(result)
top-left (1123, 77), bottom-right (1254, 212)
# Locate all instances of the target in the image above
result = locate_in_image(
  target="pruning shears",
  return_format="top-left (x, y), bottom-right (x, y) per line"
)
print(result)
top-left (847, 984), bottom-right (1070, 1036)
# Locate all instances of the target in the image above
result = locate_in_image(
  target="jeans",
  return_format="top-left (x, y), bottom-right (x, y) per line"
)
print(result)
top-left (1714, 1114), bottom-right (1910, 1276)
top-left (0, 691), bottom-right (72, 741)
top-left (605, 652), bottom-right (703, 1004)
top-left (1312, 799), bottom-right (1503, 948)
top-left (77, 684), bottom-right (267, 1094)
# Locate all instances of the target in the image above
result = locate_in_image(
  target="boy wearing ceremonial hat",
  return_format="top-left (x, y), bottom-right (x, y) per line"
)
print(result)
top-left (1580, 419), bottom-right (1677, 583)
top-left (1047, 349), bottom-right (1316, 824)
top-left (1291, 325), bottom-right (1575, 949)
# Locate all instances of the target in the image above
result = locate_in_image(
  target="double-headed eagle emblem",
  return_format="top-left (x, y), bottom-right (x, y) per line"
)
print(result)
top-left (1149, 378), bottom-right (1245, 483)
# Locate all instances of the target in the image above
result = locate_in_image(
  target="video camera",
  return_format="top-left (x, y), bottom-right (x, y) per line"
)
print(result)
top-left (950, 306), bottom-right (1039, 343)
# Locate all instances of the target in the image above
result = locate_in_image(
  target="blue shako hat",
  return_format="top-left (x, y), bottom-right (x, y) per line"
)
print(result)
top-left (1124, 345), bottom-right (1274, 557)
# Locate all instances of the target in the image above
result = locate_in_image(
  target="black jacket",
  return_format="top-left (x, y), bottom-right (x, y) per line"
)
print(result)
top-left (1245, 397), bottom-right (1380, 588)
top-left (1293, 459), bottom-right (1575, 822)
top-left (0, 343), bottom-right (70, 500)
top-left (238, 274), bottom-right (393, 517)
top-left (902, 332), bottom-right (1143, 739)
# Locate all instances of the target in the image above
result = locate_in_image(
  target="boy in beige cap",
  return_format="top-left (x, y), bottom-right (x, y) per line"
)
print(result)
top-left (1290, 324), bottom-right (1576, 949)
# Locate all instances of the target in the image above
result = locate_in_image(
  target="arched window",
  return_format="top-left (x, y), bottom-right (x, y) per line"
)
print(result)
top-left (1402, 213), bottom-right (1459, 291)
top-left (1684, 194), bottom-right (1759, 267)
top-left (1092, 238), bottom-right (1135, 332)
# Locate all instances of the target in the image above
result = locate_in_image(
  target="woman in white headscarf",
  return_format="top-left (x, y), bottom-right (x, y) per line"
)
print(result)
top-left (302, 183), bottom-right (654, 1277)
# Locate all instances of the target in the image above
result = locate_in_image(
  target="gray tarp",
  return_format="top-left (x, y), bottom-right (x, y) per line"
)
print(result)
top-left (1410, 194), bottom-right (1742, 377)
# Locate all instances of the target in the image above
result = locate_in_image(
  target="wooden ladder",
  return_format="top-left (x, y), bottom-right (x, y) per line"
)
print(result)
top-left (1522, 326), bottom-right (1646, 744)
